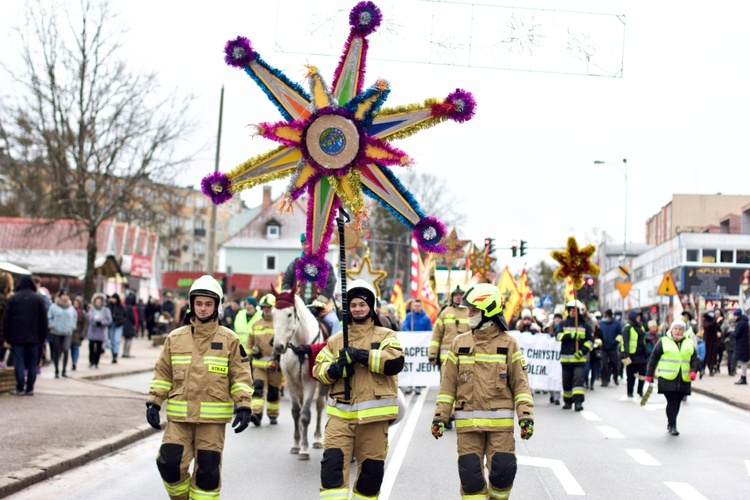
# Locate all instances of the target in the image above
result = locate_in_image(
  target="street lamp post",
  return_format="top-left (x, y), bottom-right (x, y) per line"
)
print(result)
top-left (594, 158), bottom-right (628, 258)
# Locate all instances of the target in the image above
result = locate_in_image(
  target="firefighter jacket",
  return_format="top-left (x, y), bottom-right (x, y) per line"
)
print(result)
top-left (313, 320), bottom-right (404, 424)
top-left (148, 318), bottom-right (254, 424)
top-left (429, 305), bottom-right (470, 363)
top-left (247, 314), bottom-right (275, 370)
top-left (233, 308), bottom-right (261, 347)
top-left (556, 317), bottom-right (593, 364)
top-left (435, 323), bottom-right (534, 433)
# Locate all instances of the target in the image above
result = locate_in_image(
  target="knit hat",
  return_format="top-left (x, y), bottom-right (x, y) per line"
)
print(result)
top-left (669, 319), bottom-right (686, 332)
top-left (521, 309), bottom-right (532, 319)
top-left (245, 296), bottom-right (258, 307)
top-left (734, 308), bottom-right (743, 317)
top-left (647, 320), bottom-right (658, 329)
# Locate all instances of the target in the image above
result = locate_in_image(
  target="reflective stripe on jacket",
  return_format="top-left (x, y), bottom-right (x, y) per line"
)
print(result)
top-left (313, 320), bottom-right (403, 424)
top-left (246, 314), bottom-right (275, 371)
top-left (428, 305), bottom-right (470, 363)
top-left (556, 318), bottom-right (593, 363)
top-left (435, 324), bottom-right (534, 433)
top-left (148, 318), bottom-right (254, 424)
top-left (656, 336), bottom-right (694, 382)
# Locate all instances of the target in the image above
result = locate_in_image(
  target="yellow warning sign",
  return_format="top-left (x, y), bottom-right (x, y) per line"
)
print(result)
top-left (615, 282), bottom-right (632, 298)
top-left (657, 272), bottom-right (677, 296)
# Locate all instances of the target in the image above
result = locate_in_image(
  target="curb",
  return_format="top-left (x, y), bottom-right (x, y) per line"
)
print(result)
top-left (692, 386), bottom-right (750, 412)
top-left (0, 424), bottom-right (160, 499)
top-left (79, 368), bottom-right (153, 382)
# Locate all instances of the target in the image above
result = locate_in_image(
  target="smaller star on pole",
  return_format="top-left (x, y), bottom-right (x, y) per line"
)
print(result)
top-left (550, 236), bottom-right (601, 290)
top-left (346, 250), bottom-right (387, 297)
top-left (441, 228), bottom-right (471, 268)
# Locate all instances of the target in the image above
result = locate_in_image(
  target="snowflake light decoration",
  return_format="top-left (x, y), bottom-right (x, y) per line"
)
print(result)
top-left (202, 1), bottom-right (476, 287)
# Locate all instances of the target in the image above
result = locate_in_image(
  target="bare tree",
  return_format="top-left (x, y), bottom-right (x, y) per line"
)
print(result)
top-left (0, 0), bottom-right (195, 298)
top-left (365, 170), bottom-right (466, 298)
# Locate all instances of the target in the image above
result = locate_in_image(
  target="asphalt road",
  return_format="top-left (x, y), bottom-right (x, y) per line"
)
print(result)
top-left (7, 379), bottom-right (749, 500)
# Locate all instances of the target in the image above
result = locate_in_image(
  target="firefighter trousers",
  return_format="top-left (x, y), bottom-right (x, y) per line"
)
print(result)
top-left (320, 417), bottom-right (389, 499)
top-left (251, 367), bottom-right (282, 418)
top-left (155, 421), bottom-right (226, 500)
top-left (562, 362), bottom-right (586, 405)
top-left (456, 431), bottom-right (517, 499)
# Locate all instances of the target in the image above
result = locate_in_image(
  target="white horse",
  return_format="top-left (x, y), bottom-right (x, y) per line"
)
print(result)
top-left (271, 287), bottom-right (328, 460)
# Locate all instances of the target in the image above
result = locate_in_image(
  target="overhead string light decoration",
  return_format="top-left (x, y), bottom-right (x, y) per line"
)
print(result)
top-left (202, 1), bottom-right (476, 286)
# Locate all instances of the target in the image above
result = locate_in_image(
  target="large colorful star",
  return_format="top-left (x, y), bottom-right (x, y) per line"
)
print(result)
top-left (550, 236), bottom-right (601, 289)
top-left (440, 228), bottom-right (471, 268)
top-left (201, 2), bottom-right (475, 287)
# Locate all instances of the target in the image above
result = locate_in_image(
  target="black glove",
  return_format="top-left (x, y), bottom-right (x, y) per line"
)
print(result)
top-left (354, 348), bottom-right (370, 365)
top-left (146, 402), bottom-right (161, 430)
top-left (251, 346), bottom-right (263, 359)
top-left (232, 408), bottom-right (253, 433)
top-left (292, 344), bottom-right (312, 356)
top-left (338, 347), bottom-right (358, 365)
top-left (309, 306), bottom-right (323, 318)
top-left (327, 360), bottom-right (355, 380)
top-left (95, 320), bottom-right (103, 328)
top-left (519, 418), bottom-right (534, 440)
top-left (431, 419), bottom-right (446, 439)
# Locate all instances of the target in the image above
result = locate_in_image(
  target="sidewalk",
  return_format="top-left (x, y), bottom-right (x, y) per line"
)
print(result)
top-left (2, 341), bottom-right (750, 498)
top-left (0, 336), bottom-right (163, 498)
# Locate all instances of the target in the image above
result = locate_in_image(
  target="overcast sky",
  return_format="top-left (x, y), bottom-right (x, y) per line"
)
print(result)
top-left (3, 0), bottom-right (749, 270)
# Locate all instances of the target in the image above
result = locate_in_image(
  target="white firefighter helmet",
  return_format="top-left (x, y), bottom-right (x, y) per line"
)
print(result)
top-left (566, 299), bottom-right (584, 312)
top-left (347, 279), bottom-right (377, 310)
top-left (189, 275), bottom-right (223, 305)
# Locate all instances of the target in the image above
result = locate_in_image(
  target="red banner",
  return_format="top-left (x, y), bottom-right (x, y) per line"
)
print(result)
top-left (130, 254), bottom-right (153, 278)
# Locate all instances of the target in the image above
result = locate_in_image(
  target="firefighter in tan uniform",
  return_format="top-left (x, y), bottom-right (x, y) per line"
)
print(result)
top-left (432, 283), bottom-right (535, 500)
top-left (429, 284), bottom-right (470, 365)
top-left (247, 293), bottom-right (282, 426)
top-left (146, 275), bottom-right (254, 500)
top-left (313, 279), bottom-right (405, 500)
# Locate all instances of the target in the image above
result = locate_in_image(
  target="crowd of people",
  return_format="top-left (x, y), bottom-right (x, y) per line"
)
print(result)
top-left (503, 300), bottom-right (750, 435)
top-left (0, 272), bottom-right (186, 395)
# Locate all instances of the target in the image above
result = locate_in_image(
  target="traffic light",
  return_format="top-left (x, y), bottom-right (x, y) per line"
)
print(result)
top-left (218, 276), bottom-right (227, 293)
top-left (511, 241), bottom-right (518, 257)
top-left (484, 237), bottom-right (495, 255)
top-left (520, 240), bottom-right (527, 257)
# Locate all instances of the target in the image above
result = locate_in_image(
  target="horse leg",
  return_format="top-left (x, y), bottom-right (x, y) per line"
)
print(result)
top-left (313, 383), bottom-right (328, 449)
top-left (298, 381), bottom-right (317, 460)
top-left (290, 398), bottom-right (301, 455)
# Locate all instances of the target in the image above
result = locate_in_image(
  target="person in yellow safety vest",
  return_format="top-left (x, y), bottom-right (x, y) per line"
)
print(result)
top-left (428, 284), bottom-right (470, 430)
top-left (146, 275), bottom-right (254, 500)
top-left (313, 279), bottom-right (405, 500)
top-left (557, 300), bottom-right (594, 411)
top-left (247, 293), bottom-right (281, 426)
top-left (645, 319), bottom-right (699, 436)
top-left (432, 283), bottom-right (534, 500)
top-left (622, 310), bottom-right (648, 398)
top-left (233, 296), bottom-right (261, 347)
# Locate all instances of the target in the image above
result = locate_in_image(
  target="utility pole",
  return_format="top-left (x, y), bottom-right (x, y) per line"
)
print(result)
top-left (207, 85), bottom-right (225, 274)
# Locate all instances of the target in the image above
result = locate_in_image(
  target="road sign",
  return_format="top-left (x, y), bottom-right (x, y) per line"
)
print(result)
top-left (657, 272), bottom-right (677, 296)
top-left (615, 282), bottom-right (632, 298)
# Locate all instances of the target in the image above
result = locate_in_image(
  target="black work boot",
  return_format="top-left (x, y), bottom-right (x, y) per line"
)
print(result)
top-left (250, 413), bottom-right (262, 427)
top-left (735, 376), bottom-right (747, 385)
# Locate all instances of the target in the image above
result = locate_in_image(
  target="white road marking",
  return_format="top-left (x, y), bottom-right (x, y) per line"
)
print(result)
top-left (665, 482), bottom-right (708, 500)
top-left (643, 403), bottom-right (667, 412)
top-left (579, 411), bottom-right (601, 421)
top-left (596, 426), bottom-right (624, 439)
top-left (626, 449), bottom-right (661, 466)
top-left (517, 455), bottom-right (585, 496)
top-left (619, 395), bottom-right (641, 404)
top-left (380, 390), bottom-right (428, 500)
top-left (745, 459), bottom-right (750, 475)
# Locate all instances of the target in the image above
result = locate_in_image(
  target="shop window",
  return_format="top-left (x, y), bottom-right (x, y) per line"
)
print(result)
top-left (720, 250), bottom-right (734, 263)
top-left (737, 250), bottom-right (750, 264)
top-left (686, 249), bottom-right (699, 262)
top-left (701, 249), bottom-right (716, 263)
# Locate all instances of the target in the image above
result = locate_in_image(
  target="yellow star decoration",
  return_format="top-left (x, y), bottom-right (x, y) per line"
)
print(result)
top-left (469, 243), bottom-right (496, 279)
top-left (550, 236), bottom-right (601, 289)
top-left (346, 252), bottom-right (387, 297)
top-left (441, 227), bottom-right (471, 267)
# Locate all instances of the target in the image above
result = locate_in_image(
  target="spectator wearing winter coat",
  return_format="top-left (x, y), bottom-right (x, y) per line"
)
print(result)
top-left (70, 297), bottom-right (87, 371)
top-left (733, 309), bottom-right (749, 385)
top-left (3, 275), bottom-right (48, 395)
top-left (107, 293), bottom-right (127, 364)
top-left (136, 298), bottom-right (147, 338)
top-left (48, 290), bottom-right (78, 378)
top-left (121, 293), bottom-right (139, 358)
top-left (144, 297), bottom-right (161, 339)
top-left (403, 299), bottom-right (433, 331)
top-left (599, 309), bottom-right (622, 387)
top-left (86, 293), bottom-right (112, 369)
top-left (702, 310), bottom-right (721, 376)
top-left (0, 271), bottom-right (13, 367)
